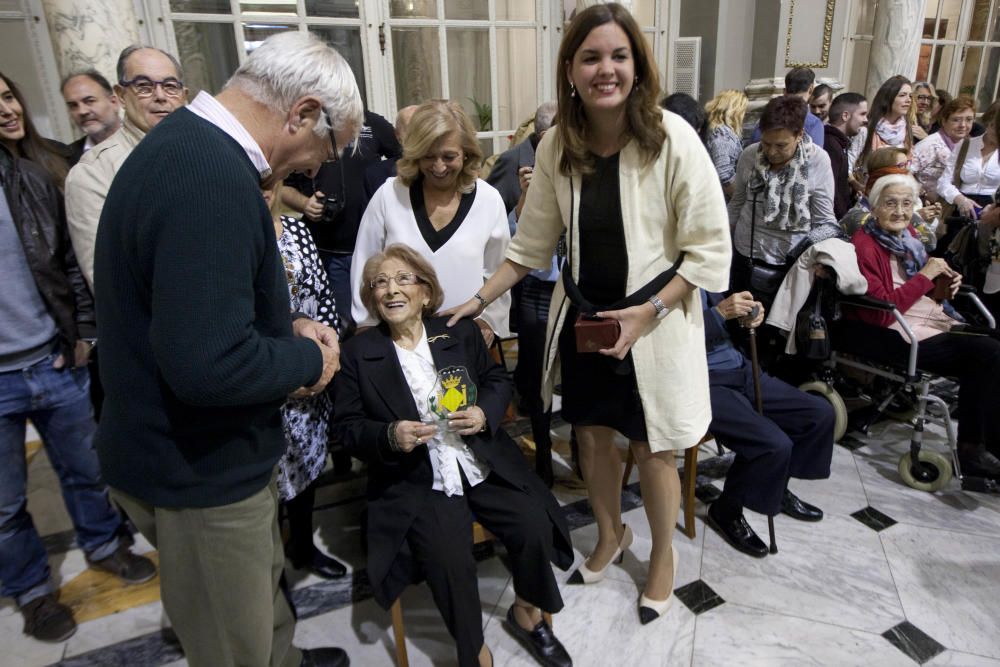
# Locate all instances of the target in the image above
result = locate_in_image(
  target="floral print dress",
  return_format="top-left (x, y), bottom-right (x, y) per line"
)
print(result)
top-left (276, 215), bottom-right (342, 501)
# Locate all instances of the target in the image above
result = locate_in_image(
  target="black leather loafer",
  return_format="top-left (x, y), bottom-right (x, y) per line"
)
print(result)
top-left (503, 606), bottom-right (573, 667)
top-left (707, 503), bottom-right (768, 558)
top-left (300, 646), bottom-right (349, 667)
top-left (293, 550), bottom-right (347, 580)
top-left (781, 490), bottom-right (823, 522)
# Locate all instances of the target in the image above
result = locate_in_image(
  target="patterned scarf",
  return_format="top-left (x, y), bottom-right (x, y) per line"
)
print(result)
top-left (749, 135), bottom-right (814, 231)
top-left (863, 217), bottom-right (927, 279)
top-left (876, 116), bottom-right (908, 148)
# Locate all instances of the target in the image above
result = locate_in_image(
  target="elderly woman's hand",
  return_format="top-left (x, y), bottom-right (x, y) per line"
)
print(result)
top-left (393, 420), bottom-right (438, 453)
top-left (447, 406), bottom-right (488, 436)
top-left (715, 291), bottom-right (757, 321)
top-left (919, 257), bottom-right (953, 281)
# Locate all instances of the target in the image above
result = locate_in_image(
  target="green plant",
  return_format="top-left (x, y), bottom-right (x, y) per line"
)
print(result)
top-left (468, 97), bottom-right (492, 132)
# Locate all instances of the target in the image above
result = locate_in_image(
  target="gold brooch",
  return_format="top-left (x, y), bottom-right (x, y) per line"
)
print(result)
top-left (427, 334), bottom-right (451, 343)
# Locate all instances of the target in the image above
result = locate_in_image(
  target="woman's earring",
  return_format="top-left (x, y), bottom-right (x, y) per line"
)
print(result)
top-left (569, 81), bottom-right (576, 98)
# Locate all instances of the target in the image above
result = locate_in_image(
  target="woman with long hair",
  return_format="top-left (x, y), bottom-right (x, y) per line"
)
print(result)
top-left (912, 81), bottom-right (937, 140)
top-left (704, 89), bottom-right (749, 198)
top-left (447, 2), bottom-right (730, 625)
top-left (856, 75), bottom-right (916, 182)
top-left (0, 72), bottom-right (70, 190)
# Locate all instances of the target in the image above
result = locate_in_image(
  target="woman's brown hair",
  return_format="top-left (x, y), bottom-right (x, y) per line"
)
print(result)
top-left (0, 72), bottom-right (70, 190)
top-left (555, 3), bottom-right (665, 175)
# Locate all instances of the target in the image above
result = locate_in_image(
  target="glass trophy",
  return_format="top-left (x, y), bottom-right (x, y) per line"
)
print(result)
top-left (427, 365), bottom-right (478, 426)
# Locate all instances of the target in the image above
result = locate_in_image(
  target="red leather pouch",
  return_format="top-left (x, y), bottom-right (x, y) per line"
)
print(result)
top-left (574, 314), bottom-right (621, 353)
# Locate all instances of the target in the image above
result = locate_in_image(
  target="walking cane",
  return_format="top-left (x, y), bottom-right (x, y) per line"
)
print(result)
top-left (747, 313), bottom-right (779, 555)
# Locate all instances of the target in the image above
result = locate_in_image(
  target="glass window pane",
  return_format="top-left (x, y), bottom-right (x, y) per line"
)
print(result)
top-left (496, 0), bottom-right (534, 22)
top-left (939, 0), bottom-right (963, 40)
top-left (447, 28), bottom-right (492, 131)
top-left (923, 0), bottom-right (941, 21)
top-left (968, 0), bottom-right (992, 41)
top-left (239, 0), bottom-right (297, 15)
top-left (630, 0), bottom-right (655, 26)
top-left (976, 47), bottom-right (1000, 112)
top-left (310, 26), bottom-right (368, 107)
top-left (853, 0), bottom-right (877, 36)
top-left (922, 18), bottom-right (938, 39)
top-left (305, 0), bottom-right (359, 18)
top-left (173, 21), bottom-right (240, 97)
top-left (392, 27), bottom-right (442, 107)
top-left (495, 28), bottom-right (537, 131)
top-left (243, 22), bottom-right (294, 54)
top-left (445, 0), bottom-right (488, 20)
top-left (931, 44), bottom-right (955, 93)
top-left (959, 46), bottom-right (982, 97)
top-left (169, 0), bottom-right (231, 14)
top-left (391, 0), bottom-right (437, 19)
top-left (477, 137), bottom-right (493, 165)
top-left (992, 5), bottom-right (1000, 42)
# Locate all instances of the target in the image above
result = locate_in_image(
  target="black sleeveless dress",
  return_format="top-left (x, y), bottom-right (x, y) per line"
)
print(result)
top-left (557, 153), bottom-right (648, 440)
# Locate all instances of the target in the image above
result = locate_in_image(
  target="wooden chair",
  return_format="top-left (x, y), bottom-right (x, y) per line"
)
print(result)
top-left (389, 521), bottom-right (553, 667)
top-left (621, 433), bottom-right (711, 540)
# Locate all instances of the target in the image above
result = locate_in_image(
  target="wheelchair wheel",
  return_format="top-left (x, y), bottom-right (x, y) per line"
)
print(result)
top-left (798, 380), bottom-right (848, 442)
top-left (898, 450), bottom-right (953, 492)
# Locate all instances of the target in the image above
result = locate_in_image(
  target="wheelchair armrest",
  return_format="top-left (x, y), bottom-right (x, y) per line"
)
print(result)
top-left (958, 284), bottom-right (977, 294)
top-left (838, 293), bottom-right (896, 312)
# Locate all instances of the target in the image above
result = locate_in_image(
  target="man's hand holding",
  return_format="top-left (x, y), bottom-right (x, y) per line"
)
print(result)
top-left (303, 191), bottom-right (325, 222)
top-left (293, 317), bottom-right (340, 394)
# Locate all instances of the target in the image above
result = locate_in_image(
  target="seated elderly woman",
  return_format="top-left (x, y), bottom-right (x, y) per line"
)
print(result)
top-left (333, 244), bottom-right (573, 667)
top-left (847, 173), bottom-right (1000, 479)
top-left (728, 95), bottom-right (839, 308)
top-left (840, 147), bottom-right (940, 250)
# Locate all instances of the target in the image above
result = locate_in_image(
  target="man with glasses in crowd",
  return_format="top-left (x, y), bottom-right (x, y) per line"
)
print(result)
top-left (93, 31), bottom-right (362, 667)
top-left (61, 70), bottom-right (122, 165)
top-left (65, 45), bottom-right (188, 292)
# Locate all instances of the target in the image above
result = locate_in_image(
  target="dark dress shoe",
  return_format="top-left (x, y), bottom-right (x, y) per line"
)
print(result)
top-left (707, 503), bottom-right (768, 558)
top-left (300, 646), bottom-right (349, 667)
top-left (293, 550), bottom-right (347, 579)
top-left (503, 606), bottom-right (573, 667)
top-left (781, 490), bottom-right (823, 522)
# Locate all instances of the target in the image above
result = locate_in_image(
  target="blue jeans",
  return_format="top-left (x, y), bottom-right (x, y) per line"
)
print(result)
top-left (0, 355), bottom-right (121, 605)
top-left (319, 251), bottom-right (354, 331)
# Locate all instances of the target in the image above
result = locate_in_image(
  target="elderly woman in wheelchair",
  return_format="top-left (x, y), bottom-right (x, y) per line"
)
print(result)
top-left (845, 172), bottom-right (1000, 485)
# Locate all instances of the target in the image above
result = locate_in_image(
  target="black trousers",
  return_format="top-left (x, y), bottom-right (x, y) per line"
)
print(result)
top-left (708, 363), bottom-right (835, 516)
top-left (406, 472), bottom-right (563, 667)
top-left (514, 276), bottom-right (555, 451)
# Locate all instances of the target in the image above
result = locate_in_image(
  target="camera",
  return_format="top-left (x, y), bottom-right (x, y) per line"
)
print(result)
top-left (320, 191), bottom-right (345, 224)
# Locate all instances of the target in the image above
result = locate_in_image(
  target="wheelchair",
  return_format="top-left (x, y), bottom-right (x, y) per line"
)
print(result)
top-left (794, 282), bottom-right (1000, 494)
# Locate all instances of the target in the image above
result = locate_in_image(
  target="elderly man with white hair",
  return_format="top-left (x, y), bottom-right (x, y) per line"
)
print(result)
top-left (93, 31), bottom-right (362, 667)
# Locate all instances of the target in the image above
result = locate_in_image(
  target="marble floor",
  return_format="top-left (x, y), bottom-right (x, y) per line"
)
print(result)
top-left (8, 414), bottom-right (1000, 667)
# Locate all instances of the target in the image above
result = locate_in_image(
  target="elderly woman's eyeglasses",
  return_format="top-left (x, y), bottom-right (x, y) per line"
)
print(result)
top-left (119, 77), bottom-right (185, 98)
top-left (370, 271), bottom-right (422, 290)
top-left (916, 94), bottom-right (936, 103)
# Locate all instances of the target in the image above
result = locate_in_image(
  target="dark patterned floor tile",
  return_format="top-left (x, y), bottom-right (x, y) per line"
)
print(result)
top-left (882, 620), bottom-right (946, 664)
top-left (674, 579), bottom-right (725, 615)
top-left (851, 506), bottom-right (897, 532)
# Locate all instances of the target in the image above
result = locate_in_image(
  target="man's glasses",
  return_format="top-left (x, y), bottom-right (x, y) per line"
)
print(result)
top-left (370, 271), bottom-right (422, 290)
top-left (119, 77), bottom-right (185, 98)
top-left (916, 94), bottom-right (936, 102)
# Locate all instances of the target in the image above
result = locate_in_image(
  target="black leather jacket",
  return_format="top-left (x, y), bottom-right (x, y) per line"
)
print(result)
top-left (0, 145), bottom-right (95, 360)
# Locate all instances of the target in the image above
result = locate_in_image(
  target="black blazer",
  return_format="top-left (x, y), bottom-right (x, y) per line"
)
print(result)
top-left (333, 316), bottom-right (573, 607)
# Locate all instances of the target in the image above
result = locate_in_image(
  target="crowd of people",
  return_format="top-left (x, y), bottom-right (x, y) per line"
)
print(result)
top-left (1, 2), bottom-right (999, 666)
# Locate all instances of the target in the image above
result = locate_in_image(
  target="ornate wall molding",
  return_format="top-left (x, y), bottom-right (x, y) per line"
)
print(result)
top-left (784, 0), bottom-right (836, 69)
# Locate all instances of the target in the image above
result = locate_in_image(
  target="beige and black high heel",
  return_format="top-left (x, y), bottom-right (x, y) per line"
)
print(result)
top-left (567, 524), bottom-right (633, 584)
top-left (638, 544), bottom-right (679, 625)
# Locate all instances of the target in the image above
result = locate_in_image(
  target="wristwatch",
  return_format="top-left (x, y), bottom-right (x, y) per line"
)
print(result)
top-left (648, 295), bottom-right (670, 320)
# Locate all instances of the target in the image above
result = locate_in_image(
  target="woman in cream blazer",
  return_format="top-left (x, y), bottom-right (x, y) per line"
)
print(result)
top-left (447, 4), bottom-right (730, 627)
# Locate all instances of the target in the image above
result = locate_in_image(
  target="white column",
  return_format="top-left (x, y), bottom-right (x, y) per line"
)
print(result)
top-left (40, 0), bottom-right (139, 81)
top-left (864, 0), bottom-right (923, 100)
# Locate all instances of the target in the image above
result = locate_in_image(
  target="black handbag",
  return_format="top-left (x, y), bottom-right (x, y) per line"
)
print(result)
top-left (795, 286), bottom-right (831, 360)
top-left (749, 261), bottom-right (786, 296)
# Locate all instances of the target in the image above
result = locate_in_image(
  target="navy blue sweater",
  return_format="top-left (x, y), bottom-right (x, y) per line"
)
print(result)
top-left (94, 108), bottom-right (322, 508)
